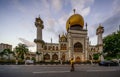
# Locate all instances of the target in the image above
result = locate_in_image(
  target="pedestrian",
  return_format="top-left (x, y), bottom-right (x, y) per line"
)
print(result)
top-left (70, 58), bottom-right (75, 72)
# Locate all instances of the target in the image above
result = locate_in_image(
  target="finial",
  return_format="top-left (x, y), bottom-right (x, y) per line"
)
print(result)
top-left (59, 34), bottom-right (60, 38)
top-left (119, 25), bottom-right (120, 31)
top-left (99, 23), bottom-right (102, 26)
top-left (38, 14), bottom-right (40, 18)
top-left (63, 32), bottom-right (64, 35)
top-left (86, 22), bottom-right (88, 30)
top-left (51, 38), bottom-right (52, 43)
top-left (73, 9), bottom-right (76, 14)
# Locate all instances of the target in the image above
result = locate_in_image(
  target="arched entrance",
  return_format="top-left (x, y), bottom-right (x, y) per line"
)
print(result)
top-left (44, 53), bottom-right (50, 60)
top-left (52, 53), bottom-right (58, 60)
top-left (75, 56), bottom-right (81, 63)
top-left (74, 42), bottom-right (83, 52)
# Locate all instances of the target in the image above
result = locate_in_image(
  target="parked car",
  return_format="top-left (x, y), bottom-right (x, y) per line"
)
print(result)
top-left (25, 60), bottom-right (34, 64)
top-left (99, 61), bottom-right (119, 66)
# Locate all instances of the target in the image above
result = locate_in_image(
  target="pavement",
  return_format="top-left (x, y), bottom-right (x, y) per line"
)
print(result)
top-left (0, 64), bottom-right (120, 77)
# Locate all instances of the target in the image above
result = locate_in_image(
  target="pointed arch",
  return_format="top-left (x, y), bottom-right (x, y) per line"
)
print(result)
top-left (52, 53), bottom-right (58, 60)
top-left (75, 56), bottom-right (81, 62)
top-left (44, 53), bottom-right (50, 60)
top-left (74, 42), bottom-right (83, 52)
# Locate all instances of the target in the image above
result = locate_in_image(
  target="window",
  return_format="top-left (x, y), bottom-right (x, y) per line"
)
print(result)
top-left (44, 46), bottom-right (47, 50)
top-left (74, 42), bottom-right (82, 52)
top-left (53, 46), bottom-right (55, 50)
top-left (56, 46), bottom-right (58, 50)
top-left (52, 53), bottom-right (58, 60)
top-left (44, 53), bottom-right (50, 60)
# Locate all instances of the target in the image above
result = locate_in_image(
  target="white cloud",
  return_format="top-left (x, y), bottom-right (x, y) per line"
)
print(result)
top-left (45, 18), bottom-right (55, 31)
top-left (18, 38), bottom-right (35, 47)
top-left (81, 7), bottom-right (90, 16)
top-left (70, 0), bottom-right (94, 16)
top-left (51, 0), bottom-right (62, 12)
top-left (113, 0), bottom-right (120, 13)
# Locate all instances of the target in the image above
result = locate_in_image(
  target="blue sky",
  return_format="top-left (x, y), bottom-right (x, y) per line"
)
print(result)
top-left (0, 0), bottom-right (120, 52)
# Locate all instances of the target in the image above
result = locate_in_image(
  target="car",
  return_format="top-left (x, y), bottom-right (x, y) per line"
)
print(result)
top-left (25, 60), bottom-right (34, 64)
top-left (99, 60), bottom-right (119, 66)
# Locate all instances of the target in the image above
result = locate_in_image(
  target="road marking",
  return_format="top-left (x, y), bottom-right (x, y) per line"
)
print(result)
top-left (86, 69), bottom-right (117, 72)
top-left (33, 71), bottom-right (70, 74)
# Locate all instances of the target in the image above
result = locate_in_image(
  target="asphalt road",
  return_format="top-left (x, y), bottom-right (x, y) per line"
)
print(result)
top-left (0, 64), bottom-right (120, 77)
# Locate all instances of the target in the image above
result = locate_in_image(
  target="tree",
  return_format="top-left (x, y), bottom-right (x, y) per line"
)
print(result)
top-left (0, 51), bottom-right (6, 60)
top-left (14, 43), bottom-right (29, 61)
top-left (93, 53), bottom-right (100, 60)
top-left (3, 49), bottom-right (13, 60)
top-left (0, 49), bottom-right (13, 60)
top-left (103, 31), bottom-right (120, 58)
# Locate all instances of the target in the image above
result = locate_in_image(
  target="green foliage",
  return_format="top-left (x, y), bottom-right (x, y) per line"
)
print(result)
top-left (0, 49), bottom-right (13, 60)
top-left (103, 31), bottom-right (120, 58)
top-left (93, 53), bottom-right (99, 60)
top-left (14, 43), bottom-right (29, 61)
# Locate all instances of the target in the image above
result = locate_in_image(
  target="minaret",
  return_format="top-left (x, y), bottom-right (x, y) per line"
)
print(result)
top-left (96, 24), bottom-right (104, 61)
top-left (96, 24), bottom-right (104, 45)
top-left (34, 16), bottom-right (44, 61)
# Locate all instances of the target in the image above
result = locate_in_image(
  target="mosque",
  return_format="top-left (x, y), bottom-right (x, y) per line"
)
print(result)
top-left (34, 10), bottom-right (104, 63)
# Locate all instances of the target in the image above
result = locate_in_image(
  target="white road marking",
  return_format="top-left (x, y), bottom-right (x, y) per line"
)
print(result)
top-left (33, 71), bottom-right (70, 74)
top-left (86, 69), bottom-right (117, 72)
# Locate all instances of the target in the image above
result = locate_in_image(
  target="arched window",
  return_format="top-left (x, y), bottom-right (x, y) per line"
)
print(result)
top-left (44, 53), bottom-right (50, 60)
top-left (44, 46), bottom-right (47, 50)
top-left (48, 46), bottom-right (51, 50)
top-left (60, 44), bottom-right (63, 50)
top-left (53, 46), bottom-right (55, 50)
top-left (52, 53), bottom-right (58, 60)
top-left (56, 46), bottom-right (58, 50)
top-left (74, 42), bottom-right (83, 52)
top-left (63, 44), bottom-right (67, 50)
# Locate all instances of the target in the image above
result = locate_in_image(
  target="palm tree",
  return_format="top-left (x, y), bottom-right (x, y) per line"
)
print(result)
top-left (3, 49), bottom-right (13, 60)
top-left (14, 43), bottom-right (29, 64)
top-left (0, 51), bottom-right (6, 60)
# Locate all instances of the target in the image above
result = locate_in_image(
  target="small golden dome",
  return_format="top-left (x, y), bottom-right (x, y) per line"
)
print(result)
top-left (59, 34), bottom-right (67, 42)
top-left (66, 14), bottom-right (84, 31)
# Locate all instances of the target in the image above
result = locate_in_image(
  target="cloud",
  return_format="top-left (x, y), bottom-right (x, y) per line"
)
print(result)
top-left (13, 0), bottom-right (95, 43)
top-left (101, 0), bottom-right (120, 36)
top-left (70, 0), bottom-right (94, 16)
top-left (113, 0), bottom-right (120, 13)
top-left (50, 0), bottom-right (62, 12)
top-left (18, 38), bottom-right (35, 47)
top-left (81, 7), bottom-right (90, 16)
top-left (103, 11), bottom-right (120, 35)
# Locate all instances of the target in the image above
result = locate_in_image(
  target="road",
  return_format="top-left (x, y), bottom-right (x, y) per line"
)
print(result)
top-left (0, 64), bottom-right (120, 77)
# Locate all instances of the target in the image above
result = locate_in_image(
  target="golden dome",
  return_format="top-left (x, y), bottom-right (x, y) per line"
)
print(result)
top-left (66, 14), bottom-right (84, 31)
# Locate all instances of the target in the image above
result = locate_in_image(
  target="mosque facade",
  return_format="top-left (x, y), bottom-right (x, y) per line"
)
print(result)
top-left (34, 11), bottom-right (104, 63)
